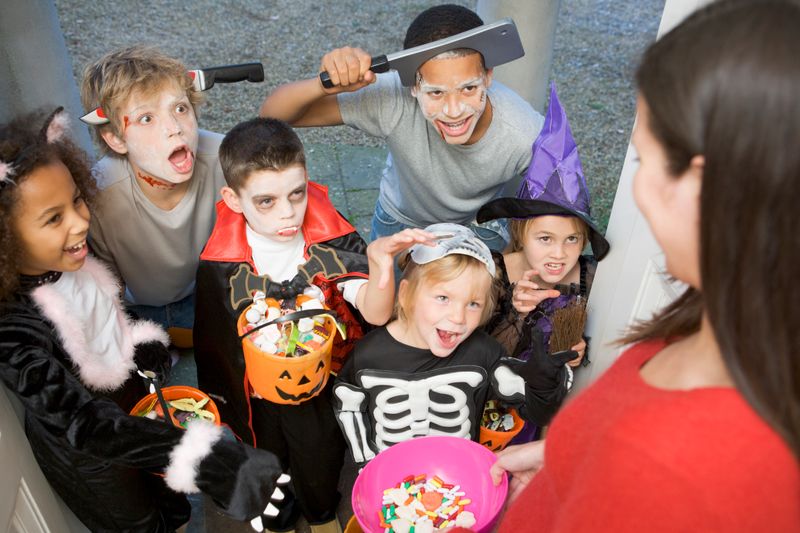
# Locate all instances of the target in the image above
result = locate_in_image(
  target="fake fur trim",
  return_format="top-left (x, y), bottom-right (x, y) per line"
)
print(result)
top-left (30, 256), bottom-right (168, 391)
top-left (164, 422), bottom-right (223, 493)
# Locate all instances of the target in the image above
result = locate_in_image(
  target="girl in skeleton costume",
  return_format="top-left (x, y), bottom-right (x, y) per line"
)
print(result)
top-left (477, 84), bottom-right (610, 444)
top-left (333, 223), bottom-right (575, 466)
top-left (0, 109), bottom-right (288, 533)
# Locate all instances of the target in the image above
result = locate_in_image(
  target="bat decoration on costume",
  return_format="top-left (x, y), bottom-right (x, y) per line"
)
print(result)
top-left (80, 62), bottom-right (265, 125)
top-left (228, 244), bottom-right (350, 309)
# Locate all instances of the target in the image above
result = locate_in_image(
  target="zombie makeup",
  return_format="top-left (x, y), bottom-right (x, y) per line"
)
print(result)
top-left (411, 54), bottom-right (491, 145)
top-left (226, 165), bottom-right (309, 243)
top-left (116, 82), bottom-right (199, 186)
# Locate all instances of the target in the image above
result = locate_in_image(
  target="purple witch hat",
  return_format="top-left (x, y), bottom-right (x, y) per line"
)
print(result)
top-left (477, 82), bottom-right (609, 259)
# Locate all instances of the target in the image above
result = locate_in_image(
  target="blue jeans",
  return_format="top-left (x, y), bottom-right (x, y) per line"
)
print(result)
top-left (370, 200), bottom-right (510, 252)
top-left (126, 291), bottom-right (195, 330)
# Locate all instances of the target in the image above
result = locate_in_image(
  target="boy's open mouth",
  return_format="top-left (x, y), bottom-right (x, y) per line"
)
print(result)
top-left (436, 116), bottom-right (473, 138)
top-left (436, 328), bottom-right (461, 349)
top-left (276, 226), bottom-right (299, 237)
top-left (168, 146), bottom-right (194, 174)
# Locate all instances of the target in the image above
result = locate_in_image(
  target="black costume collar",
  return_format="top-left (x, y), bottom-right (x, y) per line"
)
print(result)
top-left (19, 271), bottom-right (62, 291)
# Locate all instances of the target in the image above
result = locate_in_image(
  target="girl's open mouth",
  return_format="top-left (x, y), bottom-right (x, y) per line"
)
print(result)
top-left (64, 240), bottom-right (88, 259)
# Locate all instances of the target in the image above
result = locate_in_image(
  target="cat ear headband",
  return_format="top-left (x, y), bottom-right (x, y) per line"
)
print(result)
top-left (0, 106), bottom-right (70, 188)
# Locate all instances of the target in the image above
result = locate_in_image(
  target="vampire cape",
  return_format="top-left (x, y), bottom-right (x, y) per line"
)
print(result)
top-left (194, 182), bottom-right (370, 445)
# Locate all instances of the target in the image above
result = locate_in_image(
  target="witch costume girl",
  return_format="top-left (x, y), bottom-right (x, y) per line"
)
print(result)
top-left (0, 108), bottom-right (286, 533)
top-left (479, 84), bottom-right (610, 440)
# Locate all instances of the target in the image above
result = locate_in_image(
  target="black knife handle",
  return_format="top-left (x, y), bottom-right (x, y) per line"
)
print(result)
top-left (319, 55), bottom-right (390, 89)
top-left (205, 62), bottom-right (265, 88)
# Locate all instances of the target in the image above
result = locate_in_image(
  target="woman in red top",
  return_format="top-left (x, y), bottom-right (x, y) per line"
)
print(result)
top-left (469, 1), bottom-right (800, 531)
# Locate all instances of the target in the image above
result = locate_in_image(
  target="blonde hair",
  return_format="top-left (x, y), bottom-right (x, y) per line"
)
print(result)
top-left (508, 215), bottom-right (589, 253)
top-left (80, 45), bottom-right (204, 157)
top-left (395, 253), bottom-right (497, 325)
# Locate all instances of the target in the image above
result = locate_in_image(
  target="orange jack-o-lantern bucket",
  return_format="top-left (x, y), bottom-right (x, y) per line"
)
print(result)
top-left (237, 296), bottom-right (339, 405)
top-left (130, 385), bottom-right (221, 427)
top-left (479, 407), bottom-right (524, 452)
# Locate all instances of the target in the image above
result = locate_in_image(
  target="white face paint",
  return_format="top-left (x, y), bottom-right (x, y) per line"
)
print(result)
top-left (411, 53), bottom-right (491, 145)
top-left (226, 165), bottom-right (309, 243)
top-left (117, 82), bottom-right (199, 185)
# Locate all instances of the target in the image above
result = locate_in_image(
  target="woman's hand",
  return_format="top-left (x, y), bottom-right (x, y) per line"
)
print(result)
top-left (490, 440), bottom-right (546, 504)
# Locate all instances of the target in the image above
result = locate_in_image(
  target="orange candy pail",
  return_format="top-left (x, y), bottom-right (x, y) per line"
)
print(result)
top-left (130, 385), bottom-right (221, 426)
top-left (237, 298), bottom-right (337, 405)
top-left (478, 408), bottom-right (524, 452)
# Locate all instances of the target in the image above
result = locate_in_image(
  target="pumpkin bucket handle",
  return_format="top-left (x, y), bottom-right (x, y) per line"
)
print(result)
top-left (238, 308), bottom-right (340, 341)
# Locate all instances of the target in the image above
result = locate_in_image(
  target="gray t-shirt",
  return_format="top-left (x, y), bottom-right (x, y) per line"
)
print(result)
top-left (89, 129), bottom-right (225, 306)
top-left (338, 73), bottom-right (544, 227)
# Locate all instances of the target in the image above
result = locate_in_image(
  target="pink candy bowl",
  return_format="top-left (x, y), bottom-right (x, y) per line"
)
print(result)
top-left (351, 435), bottom-right (508, 532)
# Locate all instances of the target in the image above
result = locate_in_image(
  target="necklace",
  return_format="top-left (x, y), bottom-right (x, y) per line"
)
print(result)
top-left (19, 271), bottom-right (62, 290)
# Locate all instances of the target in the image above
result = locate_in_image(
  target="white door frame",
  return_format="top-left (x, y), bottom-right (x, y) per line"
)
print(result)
top-left (575, 0), bottom-right (712, 392)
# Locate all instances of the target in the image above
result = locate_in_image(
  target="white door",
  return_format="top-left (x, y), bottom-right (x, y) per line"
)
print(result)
top-left (575, 0), bottom-right (712, 392)
top-left (0, 389), bottom-right (88, 533)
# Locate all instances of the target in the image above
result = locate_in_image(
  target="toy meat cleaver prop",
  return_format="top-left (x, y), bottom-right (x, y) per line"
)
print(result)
top-left (80, 62), bottom-right (264, 125)
top-left (319, 18), bottom-right (523, 88)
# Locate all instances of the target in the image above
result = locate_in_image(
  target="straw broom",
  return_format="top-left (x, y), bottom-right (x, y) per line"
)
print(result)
top-left (549, 297), bottom-right (588, 354)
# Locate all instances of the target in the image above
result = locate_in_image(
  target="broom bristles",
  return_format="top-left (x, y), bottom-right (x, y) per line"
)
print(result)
top-left (549, 298), bottom-right (588, 353)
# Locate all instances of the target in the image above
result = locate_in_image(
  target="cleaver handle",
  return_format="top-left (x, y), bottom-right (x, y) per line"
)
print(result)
top-left (319, 55), bottom-right (390, 89)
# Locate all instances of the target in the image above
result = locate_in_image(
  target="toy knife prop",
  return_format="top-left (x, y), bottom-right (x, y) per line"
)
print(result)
top-left (80, 62), bottom-right (265, 125)
top-left (188, 62), bottom-right (264, 91)
top-left (319, 18), bottom-right (523, 88)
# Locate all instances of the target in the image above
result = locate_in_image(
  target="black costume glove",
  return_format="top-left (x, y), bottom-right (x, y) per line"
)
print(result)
top-left (194, 436), bottom-right (289, 522)
top-left (496, 330), bottom-right (577, 426)
top-left (133, 341), bottom-right (172, 386)
top-left (513, 330), bottom-right (577, 390)
top-left (162, 421), bottom-right (290, 524)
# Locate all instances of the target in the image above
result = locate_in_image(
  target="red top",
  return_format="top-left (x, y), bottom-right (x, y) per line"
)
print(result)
top-left (495, 340), bottom-right (799, 532)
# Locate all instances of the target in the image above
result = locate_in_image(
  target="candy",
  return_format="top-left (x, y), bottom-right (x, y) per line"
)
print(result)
top-left (455, 511), bottom-right (476, 528)
top-left (301, 298), bottom-right (324, 310)
top-left (481, 400), bottom-right (516, 432)
top-left (242, 295), bottom-right (337, 359)
top-left (379, 474), bottom-right (471, 532)
top-left (245, 308), bottom-right (262, 324)
top-left (297, 317), bottom-right (315, 332)
top-left (303, 285), bottom-right (324, 302)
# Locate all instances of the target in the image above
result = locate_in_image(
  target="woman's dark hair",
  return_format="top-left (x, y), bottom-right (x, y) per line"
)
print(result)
top-left (0, 108), bottom-right (97, 301)
top-left (623, 0), bottom-right (800, 456)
